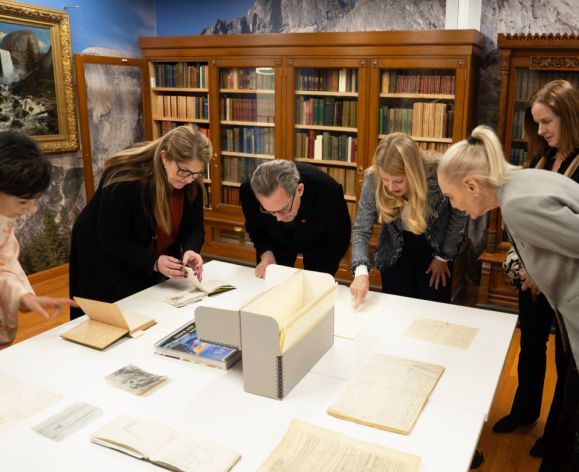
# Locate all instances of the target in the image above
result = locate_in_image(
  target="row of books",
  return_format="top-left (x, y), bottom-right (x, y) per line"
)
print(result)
top-left (417, 141), bottom-right (451, 153)
top-left (509, 148), bottom-right (528, 166)
top-left (220, 96), bottom-right (275, 123)
top-left (295, 96), bottom-right (358, 128)
top-left (515, 70), bottom-right (579, 101)
top-left (313, 165), bottom-right (357, 197)
top-left (159, 121), bottom-right (211, 138)
top-left (295, 68), bottom-right (358, 93)
top-left (511, 109), bottom-right (527, 140)
top-left (295, 130), bottom-right (357, 162)
top-left (220, 68), bottom-right (275, 90)
top-left (153, 62), bottom-right (207, 89)
top-left (222, 186), bottom-right (241, 205)
top-left (221, 156), bottom-right (263, 184)
top-left (220, 126), bottom-right (275, 155)
top-left (155, 95), bottom-right (209, 120)
top-left (381, 71), bottom-right (456, 95)
top-left (379, 103), bottom-right (452, 139)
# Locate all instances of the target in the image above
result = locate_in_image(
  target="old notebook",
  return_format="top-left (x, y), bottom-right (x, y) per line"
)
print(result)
top-left (164, 267), bottom-right (236, 307)
top-left (61, 297), bottom-right (156, 350)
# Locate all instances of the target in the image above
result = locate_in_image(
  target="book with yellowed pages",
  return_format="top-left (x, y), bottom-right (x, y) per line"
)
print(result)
top-left (258, 419), bottom-right (421, 472)
top-left (327, 353), bottom-right (444, 435)
top-left (61, 297), bottom-right (156, 350)
top-left (91, 415), bottom-right (241, 472)
top-left (164, 267), bottom-right (236, 307)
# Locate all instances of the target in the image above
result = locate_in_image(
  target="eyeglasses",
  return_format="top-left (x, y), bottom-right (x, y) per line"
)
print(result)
top-left (259, 192), bottom-right (296, 216)
top-left (175, 161), bottom-right (204, 179)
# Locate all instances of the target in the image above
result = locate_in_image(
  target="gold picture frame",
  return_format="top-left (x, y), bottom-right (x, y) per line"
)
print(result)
top-left (0, 1), bottom-right (78, 153)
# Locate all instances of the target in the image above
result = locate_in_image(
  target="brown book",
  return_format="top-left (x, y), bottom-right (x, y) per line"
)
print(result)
top-left (61, 297), bottom-right (156, 350)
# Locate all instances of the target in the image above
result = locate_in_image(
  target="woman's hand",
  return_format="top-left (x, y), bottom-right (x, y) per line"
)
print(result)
top-left (350, 275), bottom-right (370, 309)
top-left (426, 258), bottom-right (451, 290)
top-left (521, 273), bottom-right (541, 296)
top-left (156, 255), bottom-right (188, 279)
top-left (182, 250), bottom-right (203, 281)
top-left (21, 294), bottom-right (78, 320)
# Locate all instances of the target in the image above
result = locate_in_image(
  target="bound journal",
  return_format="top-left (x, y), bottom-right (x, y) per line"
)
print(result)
top-left (164, 267), bottom-right (236, 307)
top-left (61, 297), bottom-right (156, 350)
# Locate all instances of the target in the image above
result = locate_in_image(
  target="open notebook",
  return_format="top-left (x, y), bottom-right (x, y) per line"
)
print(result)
top-left (61, 297), bottom-right (156, 350)
top-left (164, 267), bottom-right (236, 307)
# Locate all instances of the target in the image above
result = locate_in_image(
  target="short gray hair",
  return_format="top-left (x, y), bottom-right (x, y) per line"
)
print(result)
top-left (250, 160), bottom-right (300, 197)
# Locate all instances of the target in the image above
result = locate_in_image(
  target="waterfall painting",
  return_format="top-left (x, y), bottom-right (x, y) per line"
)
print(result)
top-left (0, 2), bottom-right (77, 153)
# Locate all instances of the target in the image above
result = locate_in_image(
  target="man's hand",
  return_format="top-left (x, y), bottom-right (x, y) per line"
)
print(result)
top-left (255, 251), bottom-right (276, 278)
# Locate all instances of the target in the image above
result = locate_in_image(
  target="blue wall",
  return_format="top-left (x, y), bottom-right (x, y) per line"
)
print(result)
top-left (156, 0), bottom-right (253, 35)
top-left (17, 0), bottom-right (156, 55)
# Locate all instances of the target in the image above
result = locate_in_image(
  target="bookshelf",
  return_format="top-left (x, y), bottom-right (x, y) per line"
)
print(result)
top-left (140, 30), bottom-right (485, 288)
top-left (477, 33), bottom-right (579, 311)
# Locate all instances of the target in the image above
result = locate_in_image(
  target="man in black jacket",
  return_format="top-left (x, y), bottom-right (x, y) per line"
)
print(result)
top-left (240, 160), bottom-right (351, 278)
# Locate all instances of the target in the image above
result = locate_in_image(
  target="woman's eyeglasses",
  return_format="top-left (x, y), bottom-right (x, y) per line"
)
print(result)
top-left (175, 162), bottom-right (204, 179)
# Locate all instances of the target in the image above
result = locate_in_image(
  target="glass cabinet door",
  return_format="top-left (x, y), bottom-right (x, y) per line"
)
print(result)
top-left (287, 59), bottom-right (367, 224)
top-left (150, 61), bottom-right (211, 206)
top-left (215, 61), bottom-right (281, 212)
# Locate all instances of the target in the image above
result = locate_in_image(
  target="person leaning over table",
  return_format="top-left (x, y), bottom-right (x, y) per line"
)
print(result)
top-left (69, 126), bottom-right (211, 319)
top-left (492, 80), bottom-right (579, 462)
top-left (240, 159), bottom-right (351, 278)
top-left (350, 132), bottom-right (468, 308)
top-left (437, 124), bottom-right (579, 472)
top-left (0, 131), bottom-right (77, 346)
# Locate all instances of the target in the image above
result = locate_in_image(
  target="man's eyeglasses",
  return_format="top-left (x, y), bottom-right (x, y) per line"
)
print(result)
top-left (175, 161), bottom-right (204, 179)
top-left (259, 192), bottom-right (296, 216)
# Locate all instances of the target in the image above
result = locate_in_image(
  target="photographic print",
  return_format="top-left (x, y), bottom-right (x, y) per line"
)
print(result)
top-left (105, 364), bottom-right (168, 396)
top-left (0, 1), bottom-right (77, 152)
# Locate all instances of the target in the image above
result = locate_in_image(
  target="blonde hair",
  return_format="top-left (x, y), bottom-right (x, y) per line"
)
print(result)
top-left (438, 125), bottom-right (519, 188)
top-left (372, 132), bottom-right (428, 234)
top-left (102, 126), bottom-right (212, 234)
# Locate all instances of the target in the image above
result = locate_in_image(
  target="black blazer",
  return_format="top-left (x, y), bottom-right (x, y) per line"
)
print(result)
top-left (240, 162), bottom-right (351, 275)
top-left (69, 180), bottom-right (204, 316)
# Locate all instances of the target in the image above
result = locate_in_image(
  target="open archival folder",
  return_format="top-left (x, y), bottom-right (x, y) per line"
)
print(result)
top-left (258, 419), bottom-right (421, 472)
top-left (327, 353), bottom-right (444, 435)
top-left (164, 267), bottom-right (235, 307)
top-left (91, 416), bottom-right (240, 472)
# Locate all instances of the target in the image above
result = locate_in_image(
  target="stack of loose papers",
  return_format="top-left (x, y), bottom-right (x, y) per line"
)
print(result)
top-left (327, 353), bottom-right (444, 434)
top-left (258, 420), bottom-right (420, 471)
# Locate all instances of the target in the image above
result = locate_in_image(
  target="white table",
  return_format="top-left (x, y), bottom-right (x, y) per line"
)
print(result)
top-left (0, 260), bottom-right (516, 472)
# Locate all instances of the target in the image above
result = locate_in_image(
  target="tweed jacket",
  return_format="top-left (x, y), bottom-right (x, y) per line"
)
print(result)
top-left (351, 161), bottom-right (468, 272)
top-left (498, 168), bottom-right (579, 368)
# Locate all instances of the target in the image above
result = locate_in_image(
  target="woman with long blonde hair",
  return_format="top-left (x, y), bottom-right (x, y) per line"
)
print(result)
top-left (69, 126), bottom-right (212, 318)
top-left (350, 132), bottom-right (467, 306)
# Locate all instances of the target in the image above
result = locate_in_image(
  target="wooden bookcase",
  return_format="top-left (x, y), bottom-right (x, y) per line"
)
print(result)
top-left (139, 30), bottom-right (484, 294)
top-left (477, 33), bottom-right (579, 311)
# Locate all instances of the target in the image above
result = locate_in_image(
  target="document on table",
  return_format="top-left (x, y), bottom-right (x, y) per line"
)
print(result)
top-left (333, 291), bottom-right (388, 339)
top-left (0, 373), bottom-right (62, 432)
top-left (258, 419), bottom-right (421, 472)
top-left (33, 402), bottom-right (102, 441)
top-left (327, 353), bottom-right (444, 434)
top-left (403, 318), bottom-right (479, 349)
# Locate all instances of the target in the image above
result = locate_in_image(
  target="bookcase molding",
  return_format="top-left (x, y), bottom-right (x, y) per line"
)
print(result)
top-left (140, 30), bottom-right (485, 292)
top-left (477, 32), bottom-right (579, 311)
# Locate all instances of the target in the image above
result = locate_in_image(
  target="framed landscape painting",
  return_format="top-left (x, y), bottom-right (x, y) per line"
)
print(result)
top-left (0, 1), bottom-right (78, 153)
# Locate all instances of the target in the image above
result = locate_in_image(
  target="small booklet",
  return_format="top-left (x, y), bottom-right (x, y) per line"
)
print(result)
top-left (155, 320), bottom-right (241, 370)
top-left (91, 415), bottom-right (241, 472)
top-left (61, 297), bottom-right (156, 350)
top-left (164, 267), bottom-right (236, 307)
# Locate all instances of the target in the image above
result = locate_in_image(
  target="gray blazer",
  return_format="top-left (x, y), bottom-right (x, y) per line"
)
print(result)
top-left (499, 169), bottom-right (579, 367)
top-left (351, 161), bottom-right (467, 272)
